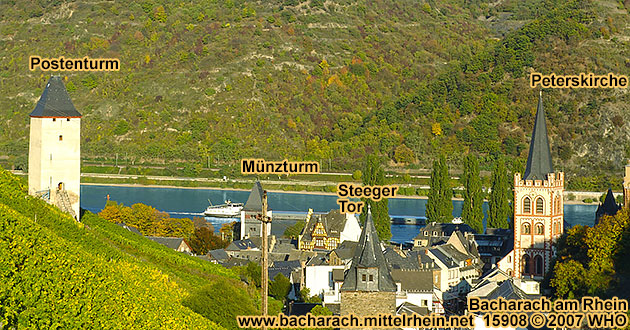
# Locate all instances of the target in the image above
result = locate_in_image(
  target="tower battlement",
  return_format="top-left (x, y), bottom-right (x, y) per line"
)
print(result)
top-left (515, 172), bottom-right (564, 188)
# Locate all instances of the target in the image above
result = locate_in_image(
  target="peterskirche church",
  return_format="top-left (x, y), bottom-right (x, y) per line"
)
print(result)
top-left (28, 76), bottom-right (82, 219)
top-left (499, 92), bottom-right (564, 280)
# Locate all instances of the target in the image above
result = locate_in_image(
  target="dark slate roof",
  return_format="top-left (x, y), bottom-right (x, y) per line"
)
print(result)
top-left (523, 92), bottom-right (554, 181)
top-left (116, 222), bottom-right (141, 235)
top-left (146, 236), bottom-right (186, 250)
top-left (30, 76), bottom-right (82, 117)
top-left (341, 209), bottom-right (397, 292)
top-left (486, 279), bottom-right (540, 300)
top-left (414, 222), bottom-right (476, 240)
top-left (384, 248), bottom-right (420, 270)
top-left (271, 260), bottom-right (301, 270)
top-left (286, 302), bottom-right (321, 316)
top-left (332, 240), bottom-right (358, 260)
top-left (595, 188), bottom-right (621, 223)
top-left (301, 209), bottom-right (348, 241)
top-left (397, 302), bottom-right (429, 316)
top-left (390, 269), bottom-right (433, 292)
top-left (208, 249), bottom-right (229, 260)
top-left (269, 267), bottom-right (293, 281)
top-left (225, 238), bottom-right (261, 251)
top-left (243, 181), bottom-right (265, 211)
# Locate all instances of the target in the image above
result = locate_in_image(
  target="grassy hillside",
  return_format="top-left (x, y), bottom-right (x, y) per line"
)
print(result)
top-left (0, 0), bottom-right (629, 178)
top-left (0, 169), bottom-right (258, 329)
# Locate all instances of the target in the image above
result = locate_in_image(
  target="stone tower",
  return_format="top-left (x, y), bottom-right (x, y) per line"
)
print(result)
top-left (240, 181), bottom-right (272, 239)
top-left (340, 207), bottom-right (396, 329)
top-left (511, 92), bottom-right (563, 280)
top-left (28, 76), bottom-right (82, 219)
top-left (624, 164), bottom-right (630, 208)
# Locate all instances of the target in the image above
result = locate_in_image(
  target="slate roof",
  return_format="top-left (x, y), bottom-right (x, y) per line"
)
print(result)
top-left (146, 236), bottom-right (187, 250)
top-left (208, 249), bottom-right (229, 260)
top-left (596, 188), bottom-right (621, 223)
top-left (269, 267), bottom-right (293, 281)
top-left (30, 76), bottom-right (82, 117)
top-left (341, 209), bottom-right (397, 292)
top-left (390, 269), bottom-right (433, 292)
top-left (271, 260), bottom-right (301, 270)
top-left (485, 279), bottom-right (539, 300)
top-left (116, 222), bottom-right (141, 235)
top-left (414, 222), bottom-right (476, 240)
top-left (523, 92), bottom-right (554, 181)
top-left (397, 302), bottom-right (429, 316)
top-left (243, 181), bottom-right (265, 211)
top-left (332, 240), bottom-right (358, 260)
top-left (225, 238), bottom-right (261, 251)
top-left (301, 209), bottom-right (348, 241)
top-left (384, 248), bottom-right (420, 270)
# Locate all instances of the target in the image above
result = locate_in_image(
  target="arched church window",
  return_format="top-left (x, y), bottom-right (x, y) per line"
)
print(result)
top-left (523, 197), bottom-right (531, 214)
top-left (536, 223), bottom-right (544, 235)
top-left (522, 255), bottom-right (531, 275)
top-left (555, 196), bottom-right (562, 214)
top-left (522, 223), bottom-right (531, 235)
top-left (536, 197), bottom-right (544, 214)
top-left (534, 255), bottom-right (543, 275)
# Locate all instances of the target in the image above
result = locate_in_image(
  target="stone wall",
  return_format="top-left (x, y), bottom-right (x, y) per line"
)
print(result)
top-left (340, 291), bottom-right (396, 330)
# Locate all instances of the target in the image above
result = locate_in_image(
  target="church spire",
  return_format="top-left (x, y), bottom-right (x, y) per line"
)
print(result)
top-left (523, 91), bottom-right (554, 181)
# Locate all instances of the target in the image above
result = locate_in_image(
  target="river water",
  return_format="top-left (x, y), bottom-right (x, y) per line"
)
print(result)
top-left (80, 185), bottom-right (598, 243)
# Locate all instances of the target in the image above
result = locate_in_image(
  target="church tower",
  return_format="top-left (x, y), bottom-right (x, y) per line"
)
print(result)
top-left (28, 76), bottom-right (82, 219)
top-left (340, 207), bottom-right (396, 329)
top-left (511, 92), bottom-right (563, 280)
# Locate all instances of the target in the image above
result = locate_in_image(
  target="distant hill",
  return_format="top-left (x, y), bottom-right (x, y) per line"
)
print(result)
top-left (0, 0), bottom-right (629, 178)
top-left (0, 169), bottom-right (257, 328)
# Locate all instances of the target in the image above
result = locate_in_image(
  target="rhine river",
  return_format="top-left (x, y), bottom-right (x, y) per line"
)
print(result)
top-left (81, 185), bottom-right (598, 244)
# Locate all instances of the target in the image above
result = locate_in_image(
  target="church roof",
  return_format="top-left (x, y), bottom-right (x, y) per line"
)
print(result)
top-left (523, 92), bottom-right (553, 181)
top-left (243, 181), bottom-right (265, 211)
top-left (340, 208), bottom-right (396, 292)
top-left (30, 76), bottom-right (82, 118)
top-left (596, 188), bottom-right (620, 223)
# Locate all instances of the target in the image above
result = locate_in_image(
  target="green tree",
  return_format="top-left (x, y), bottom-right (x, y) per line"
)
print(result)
top-left (426, 155), bottom-right (453, 223)
top-left (488, 159), bottom-right (511, 229)
top-left (359, 154), bottom-right (391, 241)
top-left (269, 273), bottom-right (291, 302)
top-left (461, 154), bottom-right (484, 233)
top-left (284, 219), bottom-right (305, 239)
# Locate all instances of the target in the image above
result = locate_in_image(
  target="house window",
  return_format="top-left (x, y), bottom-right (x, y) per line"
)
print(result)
top-left (522, 223), bottom-right (531, 234)
top-left (59, 135), bottom-right (63, 141)
top-left (536, 224), bottom-right (544, 235)
top-left (536, 197), bottom-right (544, 214)
top-left (523, 197), bottom-right (531, 213)
top-left (362, 274), bottom-right (366, 281)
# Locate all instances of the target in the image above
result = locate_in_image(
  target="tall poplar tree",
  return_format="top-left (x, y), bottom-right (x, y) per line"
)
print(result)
top-left (462, 154), bottom-right (484, 233)
top-left (488, 158), bottom-right (511, 229)
top-left (426, 154), bottom-right (453, 223)
top-left (360, 154), bottom-right (391, 241)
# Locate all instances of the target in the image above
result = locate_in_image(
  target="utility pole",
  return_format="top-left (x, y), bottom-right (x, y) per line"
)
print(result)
top-left (258, 191), bottom-right (272, 318)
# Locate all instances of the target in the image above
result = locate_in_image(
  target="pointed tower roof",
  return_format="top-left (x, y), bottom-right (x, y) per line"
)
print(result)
top-left (523, 91), bottom-right (553, 181)
top-left (243, 181), bottom-right (265, 211)
top-left (596, 188), bottom-right (620, 223)
top-left (30, 76), bottom-right (82, 118)
top-left (340, 207), bottom-right (396, 292)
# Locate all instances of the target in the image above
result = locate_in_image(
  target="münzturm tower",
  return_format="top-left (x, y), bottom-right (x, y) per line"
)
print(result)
top-left (511, 92), bottom-right (564, 279)
top-left (28, 76), bottom-right (82, 219)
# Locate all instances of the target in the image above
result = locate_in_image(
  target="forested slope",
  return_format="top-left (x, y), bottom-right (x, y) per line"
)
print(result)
top-left (0, 169), bottom-right (257, 329)
top-left (1, 0), bottom-right (629, 178)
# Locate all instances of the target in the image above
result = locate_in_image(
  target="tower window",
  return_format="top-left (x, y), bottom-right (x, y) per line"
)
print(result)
top-left (52, 118), bottom-right (56, 122)
top-left (523, 197), bottom-right (531, 213)
top-left (534, 255), bottom-right (543, 275)
top-left (536, 223), bottom-right (544, 235)
top-left (67, 118), bottom-right (70, 121)
top-left (369, 275), bottom-right (373, 282)
top-left (522, 223), bottom-right (531, 234)
top-left (362, 274), bottom-right (366, 281)
top-left (536, 197), bottom-right (544, 214)
top-left (59, 135), bottom-right (63, 141)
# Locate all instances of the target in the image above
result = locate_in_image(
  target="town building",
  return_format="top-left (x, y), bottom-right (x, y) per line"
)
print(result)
top-left (146, 236), bottom-right (192, 253)
top-left (28, 76), bottom-right (82, 219)
top-left (595, 188), bottom-right (621, 224)
top-left (500, 92), bottom-right (564, 280)
top-left (298, 209), bottom-right (361, 251)
top-left (340, 208), bottom-right (397, 329)
top-left (240, 181), bottom-right (272, 239)
top-left (412, 222), bottom-right (475, 248)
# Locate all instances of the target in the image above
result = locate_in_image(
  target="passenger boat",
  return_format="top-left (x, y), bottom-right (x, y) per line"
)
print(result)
top-left (203, 200), bottom-right (243, 217)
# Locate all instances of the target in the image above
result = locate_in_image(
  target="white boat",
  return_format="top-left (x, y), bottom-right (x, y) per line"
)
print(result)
top-left (203, 200), bottom-right (243, 217)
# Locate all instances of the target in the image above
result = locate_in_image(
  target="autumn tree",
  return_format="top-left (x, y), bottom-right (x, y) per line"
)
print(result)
top-left (426, 154), bottom-right (453, 223)
top-left (188, 226), bottom-right (228, 255)
top-left (360, 154), bottom-right (391, 241)
top-left (461, 154), bottom-right (484, 233)
top-left (488, 159), bottom-right (511, 229)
